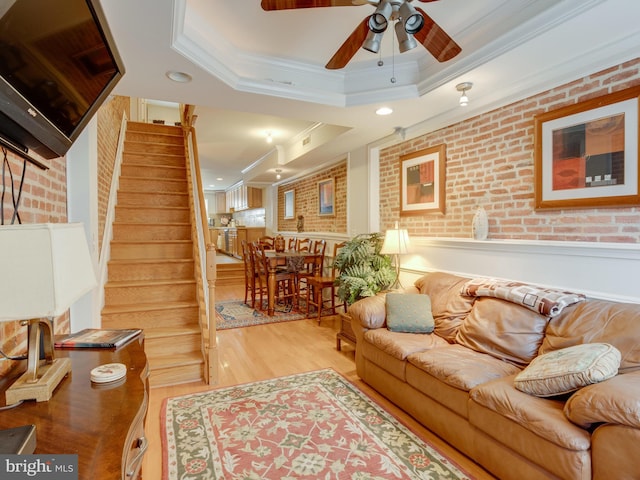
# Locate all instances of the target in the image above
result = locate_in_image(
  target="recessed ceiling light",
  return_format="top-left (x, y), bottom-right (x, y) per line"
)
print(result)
top-left (216, 177), bottom-right (223, 181)
top-left (376, 107), bottom-right (393, 116)
top-left (166, 71), bottom-right (192, 83)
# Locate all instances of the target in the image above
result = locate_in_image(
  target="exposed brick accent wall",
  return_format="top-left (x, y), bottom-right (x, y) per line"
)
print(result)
top-left (97, 95), bottom-right (129, 251)
top-left (380, 59), bottom-right (640, 242)
top-left (0, 149), bottom-right (68, 376)
top-left (277, 161), bottom-right (348, 233)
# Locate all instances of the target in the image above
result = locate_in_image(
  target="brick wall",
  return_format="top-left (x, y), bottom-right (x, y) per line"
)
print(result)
top-left (0, 148), bottom-right (68, 376)
top-left (97, 95), bottom-right (130, 251)
top-left (380, 59), bottom-right (640, 242)
top-left (277, 161), bottom-right (348, 233)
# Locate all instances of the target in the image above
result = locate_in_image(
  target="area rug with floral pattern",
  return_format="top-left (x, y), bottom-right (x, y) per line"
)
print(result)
top-left (215, 299), bottom-right (305, 330)
top-left (161, 369), bottom-right (474, 479)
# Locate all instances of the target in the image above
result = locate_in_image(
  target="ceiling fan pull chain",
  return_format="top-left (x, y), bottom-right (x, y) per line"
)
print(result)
top-left (391, 20), bottom-right (396, 84)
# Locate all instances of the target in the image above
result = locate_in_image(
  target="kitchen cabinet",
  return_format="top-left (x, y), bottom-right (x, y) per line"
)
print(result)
top-left (226, 185), bottom-right (262, 211)
top-left (213, 191), bottom-right (226, 214)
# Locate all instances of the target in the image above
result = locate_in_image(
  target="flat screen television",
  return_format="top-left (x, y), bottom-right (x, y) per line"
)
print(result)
top-left (0, 0), bottom-right (124, 163)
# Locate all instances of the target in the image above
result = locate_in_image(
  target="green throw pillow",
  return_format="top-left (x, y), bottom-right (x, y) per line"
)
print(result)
top-left (385, 293), bottom-right (435, 334)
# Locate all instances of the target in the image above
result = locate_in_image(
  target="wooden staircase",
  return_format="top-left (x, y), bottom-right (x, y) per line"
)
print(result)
top-left (101, 122), bottom-right (204, 387)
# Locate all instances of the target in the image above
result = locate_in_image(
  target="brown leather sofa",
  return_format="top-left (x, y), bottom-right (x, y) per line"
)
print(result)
top-left (348, 271), bottom-right (640, 480)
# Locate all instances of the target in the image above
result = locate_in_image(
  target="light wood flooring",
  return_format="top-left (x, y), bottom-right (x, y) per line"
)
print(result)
top-left (142, 283), bottom-right (494, 479)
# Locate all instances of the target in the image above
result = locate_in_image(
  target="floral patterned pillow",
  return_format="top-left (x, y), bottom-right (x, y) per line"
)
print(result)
top-left (514, 343), bottom-right (621, 397)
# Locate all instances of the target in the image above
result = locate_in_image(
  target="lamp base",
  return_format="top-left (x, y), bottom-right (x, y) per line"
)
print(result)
top-left (5, 357), bottom-right (71, 404)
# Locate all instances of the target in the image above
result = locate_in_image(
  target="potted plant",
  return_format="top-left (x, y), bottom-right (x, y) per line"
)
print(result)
top-left (333, 232), bottom-right (396, 305)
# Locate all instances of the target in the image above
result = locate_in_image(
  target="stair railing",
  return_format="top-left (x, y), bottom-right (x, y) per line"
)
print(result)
top-left (180, 105), bottom-right (218, 385)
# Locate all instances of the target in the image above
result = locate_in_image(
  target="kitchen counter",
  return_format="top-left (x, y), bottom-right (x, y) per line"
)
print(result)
top-left (213, 227), bottom-right (266, 258)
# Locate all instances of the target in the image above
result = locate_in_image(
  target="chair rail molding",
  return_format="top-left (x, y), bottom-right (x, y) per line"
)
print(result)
top-left (402, 237), bottom-right (640, 303)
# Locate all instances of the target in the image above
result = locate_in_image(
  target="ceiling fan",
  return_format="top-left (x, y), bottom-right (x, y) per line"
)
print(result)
top-left (261, 0), bottom-right (461, 70)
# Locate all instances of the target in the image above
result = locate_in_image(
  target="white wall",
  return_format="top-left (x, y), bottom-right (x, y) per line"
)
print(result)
top-left (66, 116), bottom-right (101, 330)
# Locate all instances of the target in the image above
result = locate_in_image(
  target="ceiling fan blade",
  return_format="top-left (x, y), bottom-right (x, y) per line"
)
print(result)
top-left (261, 0), bottom-right (357, 10)
top-left (325, 18), bottom-right (370, 69)
top-left (414, 6), bottom-right (461, 62)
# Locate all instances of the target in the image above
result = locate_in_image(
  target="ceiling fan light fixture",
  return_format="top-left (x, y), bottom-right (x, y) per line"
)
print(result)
top-left (367, 0), bottom-right (392, 33)
top-left (395, 22), bottom-right (417, 53)
top-left (398, 2), bottom-right (424, 35)
top-left (363, 30), bottom-right (383, 53)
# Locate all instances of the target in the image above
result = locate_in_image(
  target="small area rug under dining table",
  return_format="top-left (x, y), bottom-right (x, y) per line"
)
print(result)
top-left (215, 299), bottom-right (306, 330)
top-left (161, 369), bottom-right (474, 479)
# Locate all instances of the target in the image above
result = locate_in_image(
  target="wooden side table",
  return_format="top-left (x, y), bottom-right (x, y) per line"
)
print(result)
top-left (0, 336), bottom-right (149, 479)
top-left (336, 312), bottom-right (356, 351)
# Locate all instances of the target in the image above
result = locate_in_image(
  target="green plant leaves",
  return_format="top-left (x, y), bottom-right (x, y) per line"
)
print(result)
top-left (333, 232), bottom-right (394, 305)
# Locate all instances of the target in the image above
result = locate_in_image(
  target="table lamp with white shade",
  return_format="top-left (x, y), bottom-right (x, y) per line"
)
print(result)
top-left (0, 223), bottom-right (96, 404)
top-left (380, 222), bottom-right (411, 289)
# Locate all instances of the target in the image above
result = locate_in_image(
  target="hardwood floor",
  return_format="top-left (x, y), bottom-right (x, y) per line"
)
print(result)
top-left (142, 284), bottom-right (494, 479)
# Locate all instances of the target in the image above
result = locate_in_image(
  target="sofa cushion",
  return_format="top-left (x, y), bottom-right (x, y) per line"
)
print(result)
top-left (514, 343), bottom-right (621, 397)
top-left (363, 328), bottom-right (448, 361)
top-left (414, 272), bottom-right (475, 342)
top-left (455, 297), bottom-right (549, 366)
top-left (407, 344), bottom-right (521, 392)
top-left (564, 370), bottom-right (640, 429)
top-left (385, 293), bottom-right (434, 333)
top-left (470, 375), bottom-right (592, 452)
top-left (541, 300), bottom-right (640, 374)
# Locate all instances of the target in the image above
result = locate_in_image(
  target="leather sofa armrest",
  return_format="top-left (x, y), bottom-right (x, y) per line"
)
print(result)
top-left (564, 370), bottom-right (640, 429)
top-left (347, 294), bottom-right (387, 330)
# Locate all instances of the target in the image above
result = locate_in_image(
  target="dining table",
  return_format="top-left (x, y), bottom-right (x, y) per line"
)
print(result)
top-left (264, 250), bottom-right (321, 316)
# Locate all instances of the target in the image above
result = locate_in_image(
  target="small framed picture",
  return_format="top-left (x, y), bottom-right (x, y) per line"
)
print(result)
top-left (317, 178), bottom-right (335, 216)
top-left (534, 86), bottom-right (640, 209)
top-left (400, 144), bottom-right (446, 215)
top-left (284, 189), bottom-right (295, 219)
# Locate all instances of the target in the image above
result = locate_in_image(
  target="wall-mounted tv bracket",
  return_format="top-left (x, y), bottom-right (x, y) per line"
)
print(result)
top-left (1, 145), bottom-right (36, 225)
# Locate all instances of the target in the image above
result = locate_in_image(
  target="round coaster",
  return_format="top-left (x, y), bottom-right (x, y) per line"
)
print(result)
top-left (90, 363), bottom-right (127, 384)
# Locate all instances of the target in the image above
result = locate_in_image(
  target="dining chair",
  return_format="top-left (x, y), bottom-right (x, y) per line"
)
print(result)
top-left (252, 242), bottom-right (296, 312)
top-left (287, 237), bottom-right (298, 251)
top-left (296, 238), bottom-right (311, 253)
top-left (296, 239), bottom-right (326, 314)
top-left (306, 241), bottom-right (347, 324)
top-left (240, 240), bottom-right (262, 309)
top-left (258, 236), bottom-right (275, 249)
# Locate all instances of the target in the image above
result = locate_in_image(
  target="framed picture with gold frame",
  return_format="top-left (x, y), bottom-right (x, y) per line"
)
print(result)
top-left (534, 86), bottom-right (640, 209)
top-left (400, 144), bottom-right (446, 215)
top-left (318, 178), bottom-right (335, 216)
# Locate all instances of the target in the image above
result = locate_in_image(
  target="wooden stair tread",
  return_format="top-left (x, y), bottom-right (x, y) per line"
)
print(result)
top-left (148, 352), bottom-right (204, 369)
top-left (102, 300), bottom-right (198, 314)
top-left (105, 278), bottom-right (196, 287)
top-left (110, 239), bottom-right (192, 244)
top-left (144, 326), bottom-right (200, 339)
top-left (112, 221), bottom-right (190, 226)
top-left (108, 258), bottom-right (193, 265)
top-left (120, 173), bottom-right (187, 179)
top-left (115, 205), bottom-right (189, 210)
